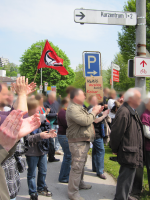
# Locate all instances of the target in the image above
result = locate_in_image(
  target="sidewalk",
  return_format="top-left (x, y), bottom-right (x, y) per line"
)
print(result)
top-left (17, 155), bottom-right (116, 200)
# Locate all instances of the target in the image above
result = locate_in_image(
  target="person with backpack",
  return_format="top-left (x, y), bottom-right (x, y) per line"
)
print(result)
top-left (88, 95), bottom-right (109, 180)
top-left (25, 98), bottom-right (56, 200)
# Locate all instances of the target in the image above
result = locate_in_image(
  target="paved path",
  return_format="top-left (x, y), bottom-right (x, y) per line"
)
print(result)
top-left (17, 155), bottom-right (116, 200)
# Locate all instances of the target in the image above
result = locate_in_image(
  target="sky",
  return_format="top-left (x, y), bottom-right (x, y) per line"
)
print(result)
top-left (0, 0), bottom-right (127, 71)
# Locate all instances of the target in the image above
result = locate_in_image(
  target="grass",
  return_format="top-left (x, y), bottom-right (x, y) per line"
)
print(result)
top-left (88, 145), bottom-right (150, 200)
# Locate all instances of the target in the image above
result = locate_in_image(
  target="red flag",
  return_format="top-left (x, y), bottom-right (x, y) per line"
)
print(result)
top-left (37, 40), bottom-right (69, 75)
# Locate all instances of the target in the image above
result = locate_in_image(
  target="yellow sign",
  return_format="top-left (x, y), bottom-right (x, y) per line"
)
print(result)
top-left (47, 86), bottom-right (51, 91)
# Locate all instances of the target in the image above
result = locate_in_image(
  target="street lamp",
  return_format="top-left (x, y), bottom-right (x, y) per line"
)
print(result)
top-left (36, 45), bottom-right (42, 93)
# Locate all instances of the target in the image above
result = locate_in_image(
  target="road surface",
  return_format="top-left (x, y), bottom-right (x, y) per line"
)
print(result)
top-left (17, 155), bottom-right (116, 200)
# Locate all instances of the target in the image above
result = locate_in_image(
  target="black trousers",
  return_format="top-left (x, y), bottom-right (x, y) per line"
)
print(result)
top-left (130, 167), bottom-right (143, 196)
top-left (146, 151), bottom-right (150, 190)
top-left (114, 166), bottom-right (136, 200)
top-left (48, 138), bottom-right (55, 162)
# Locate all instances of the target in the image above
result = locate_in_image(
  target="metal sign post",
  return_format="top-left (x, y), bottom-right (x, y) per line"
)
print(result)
top-left (111, 62), bottom-right (113, 89)
top-left (135, 0), bottom-right (146, 98)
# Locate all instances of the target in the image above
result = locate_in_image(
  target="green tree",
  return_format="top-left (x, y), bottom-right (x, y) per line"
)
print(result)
top-left (105, 53), bottom-right (135, 91)
top-left (19, 40), bottom-right (75, 95)
top-left (102, 70), bottom-right (111, 88)
top-left (0, 63), bottom-right (19, 77)
top-left (72, 64), bottom-right (85, 91)
top-left (118, 0), bottom-right (136, 62)
top-left (118, 0), bottom-right (150, 62)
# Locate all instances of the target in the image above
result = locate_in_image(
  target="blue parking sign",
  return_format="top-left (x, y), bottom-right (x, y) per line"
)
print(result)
top-left (84, 52), bottom-right (101, 77)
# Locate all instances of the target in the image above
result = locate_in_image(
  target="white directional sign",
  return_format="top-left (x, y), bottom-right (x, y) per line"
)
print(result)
top-left (112, 63), bottom-right (120, 71)
top-left (74, 9), bottom-right (137, 26)
top-left (134, 57), bottom-right (150, 77)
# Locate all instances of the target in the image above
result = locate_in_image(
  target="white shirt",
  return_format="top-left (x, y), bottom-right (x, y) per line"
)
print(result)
top-left (4, 106), bottom-right (11, 111)
top-left (108, 99), bottom-right (115, 119)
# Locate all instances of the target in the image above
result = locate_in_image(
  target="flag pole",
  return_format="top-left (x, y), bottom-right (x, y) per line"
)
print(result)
top-left (34, 69), bottom-right (38, 82)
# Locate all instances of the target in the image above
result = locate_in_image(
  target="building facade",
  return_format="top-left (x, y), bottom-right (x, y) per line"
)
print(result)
top-left (0, 57), bottom-right (9, 67)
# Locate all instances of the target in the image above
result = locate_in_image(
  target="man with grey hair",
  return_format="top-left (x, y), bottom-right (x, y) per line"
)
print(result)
top-left (110, 88), bottom-right (144, 200)
top-left (44, 91), bottom-right (61, 162)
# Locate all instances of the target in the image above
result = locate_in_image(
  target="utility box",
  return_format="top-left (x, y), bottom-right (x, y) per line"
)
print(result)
top-left (0, 70), bottom-right (6, 77)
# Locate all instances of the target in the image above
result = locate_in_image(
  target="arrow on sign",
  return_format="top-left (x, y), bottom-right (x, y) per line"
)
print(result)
top-left (75, 12), bottom-right (85, 20)
top-left (87, 70), bottom-right (97, 75)
top-left (140, 60), bottom-right (147, 67)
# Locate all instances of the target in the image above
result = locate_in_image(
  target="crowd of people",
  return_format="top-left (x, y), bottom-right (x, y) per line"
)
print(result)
top-left (0, 78), bottom-right (150, 200)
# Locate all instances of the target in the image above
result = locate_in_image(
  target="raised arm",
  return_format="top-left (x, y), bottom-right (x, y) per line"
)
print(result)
top-left (13, 78), bottom-right (37, 112)
top-left (68, 105), bottom-right (102, 127)
top-left (0, 110), bottom-right (41, 152)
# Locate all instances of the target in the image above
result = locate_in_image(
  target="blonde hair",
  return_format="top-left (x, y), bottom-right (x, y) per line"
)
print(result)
top-left (27, 98), bottom-right (39, 111)
top-left (109, 89), bottom-right (116, 98)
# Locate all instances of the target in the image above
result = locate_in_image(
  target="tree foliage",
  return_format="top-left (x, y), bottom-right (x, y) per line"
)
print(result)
top-left (118, 0), bottom-right (136, 62)
top-left (72, 64), bottom-right (85, 91)
top-left (19, 40), bottom-right (75, 95)
top-left (118, 0), bottom-right (150, 62)
top-left (0, 63), bottom-right (19, 77)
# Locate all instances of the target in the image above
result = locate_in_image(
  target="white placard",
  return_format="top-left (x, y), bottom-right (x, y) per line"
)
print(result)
top-left (112, 63), bottom-right (120, 71)
top-left (134, 57), bottom-right (150, 77)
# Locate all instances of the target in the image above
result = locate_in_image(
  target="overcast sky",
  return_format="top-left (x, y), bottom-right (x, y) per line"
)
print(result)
top-left (0, 0), bottom-right (127, 70)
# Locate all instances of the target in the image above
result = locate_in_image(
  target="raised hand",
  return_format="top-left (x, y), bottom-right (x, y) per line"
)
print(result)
top-left (26, 82), bottom-right (37, 96)
top-left (15, 76), bottom-right (28, 95)
top-left (0, 110), bottom-right (24, 151)
top-left (40, 129), bottom-right (57, 139)
top-left (103, 109), bottom-right (110, 117)
top-left (19, 111), bottom-right (41, 138)
top-left (45, 108), bottom-right (51, 115)
top-left (0, 110), bottom-right (41, 152)
top-left (99, 106), bottom-right (104, 113)
top-left (11, 77), bottom-right (36, 96)
top-left (92, 105), bottom-right (104, 116)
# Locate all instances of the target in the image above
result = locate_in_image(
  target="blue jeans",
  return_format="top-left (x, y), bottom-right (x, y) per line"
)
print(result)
top-left (58, 135), bottom-right (71, 182)
top-left (26, 154), bottom-right (47, 195)
top-left (92, 137), bottom-right (105, 175)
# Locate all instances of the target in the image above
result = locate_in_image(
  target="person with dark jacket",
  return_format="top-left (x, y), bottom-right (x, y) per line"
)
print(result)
top-left (110, 88), bottom-right (144, 200)
top-left (103, 87), bottom-right (110, 111)
top-left (44, 91), bottom-right (61, 162)
top-left (88, 95), bottom-right (109, 180)
top-left (25, 99), bottom-right (56, 200)
top-left (58, 98), bottom-right (71, 183)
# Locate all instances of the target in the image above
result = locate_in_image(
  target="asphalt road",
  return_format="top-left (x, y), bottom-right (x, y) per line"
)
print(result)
top-left (17, 155), bottom-right (116, 200)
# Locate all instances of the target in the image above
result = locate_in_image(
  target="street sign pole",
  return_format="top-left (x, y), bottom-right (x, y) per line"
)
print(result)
top-left (41, 47), bottom-right (42, 93)
top-left (111, 62), bottom-right (113, 89)
top-left (135, 0), bottom-right (146, 96)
